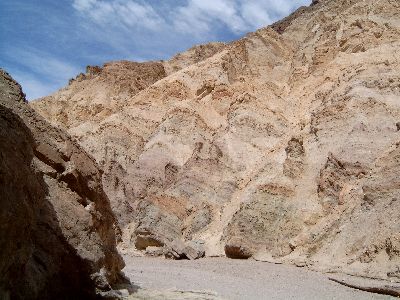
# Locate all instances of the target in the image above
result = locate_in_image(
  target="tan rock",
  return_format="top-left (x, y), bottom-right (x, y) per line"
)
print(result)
top-left (30, 0), bottom-right (400, 281)
top-left (165, 239), bottom-right (205, 260)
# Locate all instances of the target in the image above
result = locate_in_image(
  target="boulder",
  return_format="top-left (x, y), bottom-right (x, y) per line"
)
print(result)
top-left (184, 240), bottom-right (206, 260)
top-left (165, 240), bottom-right (205, 260)
top-left (135, 230), bottom-right (165, 250)
top-left (224, 243), bottom-right (253, 260)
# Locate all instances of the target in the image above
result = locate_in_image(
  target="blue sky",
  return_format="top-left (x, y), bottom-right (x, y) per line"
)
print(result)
top-left (0, 0), bottom-right (310, 100)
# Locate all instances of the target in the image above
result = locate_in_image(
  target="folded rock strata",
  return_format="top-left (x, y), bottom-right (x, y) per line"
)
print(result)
top-left (30, 0), bottom-right (400, 282)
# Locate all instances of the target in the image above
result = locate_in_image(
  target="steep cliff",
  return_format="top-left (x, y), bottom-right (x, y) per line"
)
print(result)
top-left (0, 70), bottom-right (125, 299)
top-left (31, 0), bottom-right (400, 281)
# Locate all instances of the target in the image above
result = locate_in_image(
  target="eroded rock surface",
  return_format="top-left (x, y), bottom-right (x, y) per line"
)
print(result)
top-left (31, 0), bottom-right (400, 281)
top-left (0, 70), bottom-right (124, 299)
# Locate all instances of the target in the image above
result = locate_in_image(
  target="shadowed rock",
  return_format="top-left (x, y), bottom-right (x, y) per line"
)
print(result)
top-left (0, 70), bottom-right (125, 299)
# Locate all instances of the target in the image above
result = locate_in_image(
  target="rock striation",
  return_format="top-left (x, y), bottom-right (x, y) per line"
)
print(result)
top-left (0, 70), bottom-right (124, 300)
top-left (31, 0), bottom-right (400, 282)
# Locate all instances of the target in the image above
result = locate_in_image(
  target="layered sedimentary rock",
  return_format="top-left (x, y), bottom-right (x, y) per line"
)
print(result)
top-left (31, 0), bottom-right (400, 281)
top-left (0, 70), bottom-right (124, 300)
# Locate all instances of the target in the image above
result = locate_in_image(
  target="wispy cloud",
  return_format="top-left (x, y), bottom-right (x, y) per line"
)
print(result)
top-left (1, 0), bottom-right (310, 100)
top-left (172, 0), bottom-right (248, 35)
top-left (73, 0), bottom-right (165, 31)
top-left (70, 0), bottom-right (310, 61)
top-left (72, 0), bottom-right (310, 37)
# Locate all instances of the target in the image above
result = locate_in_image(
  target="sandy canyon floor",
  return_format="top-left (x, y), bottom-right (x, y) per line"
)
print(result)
top-left (123, 256), bottom-right (394, 300)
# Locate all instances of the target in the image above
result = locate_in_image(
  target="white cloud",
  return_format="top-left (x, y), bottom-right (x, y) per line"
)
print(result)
top-left (73, 0), bottom-right (165, 31)
top-left (240, 2), bottom-right (273, 28)
top-left (173, 0), bottom-right (248, 35)
top-left (72, 0), bottom-right (97, 11)
top-left (72, 0), bottom-right (311, 37)
top-left (118, 1), bottom-right (164, 30)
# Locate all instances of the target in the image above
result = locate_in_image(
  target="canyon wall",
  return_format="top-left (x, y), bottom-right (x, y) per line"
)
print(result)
top-left (31, 0), bottom-right (400, 281)
top-left (0, 70), bottom-right (125, 300)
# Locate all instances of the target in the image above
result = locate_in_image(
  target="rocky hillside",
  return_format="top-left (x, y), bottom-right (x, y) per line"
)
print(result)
top-left (31, 0), bottom-right (400, 282)
top-left (0, 70), bottom-right (125, 299)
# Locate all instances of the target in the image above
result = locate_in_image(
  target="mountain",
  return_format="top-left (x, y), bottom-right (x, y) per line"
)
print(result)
top-left (31, 0), bottom-right (400, 281)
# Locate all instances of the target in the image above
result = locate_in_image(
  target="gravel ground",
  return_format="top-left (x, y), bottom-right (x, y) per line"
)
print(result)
top-left (123, 256), bottom-right (394, 300)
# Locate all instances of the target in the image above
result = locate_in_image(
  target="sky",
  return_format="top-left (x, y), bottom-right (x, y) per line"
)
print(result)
top-left (0, 0), bottom-right (310, 100)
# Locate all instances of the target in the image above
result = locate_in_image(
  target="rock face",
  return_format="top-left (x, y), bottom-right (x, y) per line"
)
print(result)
top-left (31, 0), bottom-right (400, 281)
top-left (0, 70), bottom-right (124, 299)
